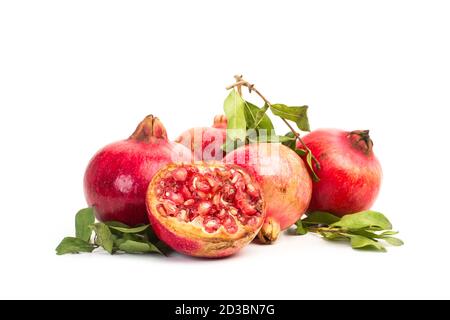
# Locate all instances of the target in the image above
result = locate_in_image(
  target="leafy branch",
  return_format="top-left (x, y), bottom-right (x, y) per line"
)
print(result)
top-left (56, 208), bottom-right (169, 256)
top-left (224, 75), bottom-right (320, 181)
top-left (295, 211), bottom-right (404, 252)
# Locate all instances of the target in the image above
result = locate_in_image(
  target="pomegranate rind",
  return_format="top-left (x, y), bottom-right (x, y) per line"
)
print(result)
top-left (299, 129), bottom-right (382, 216)
top-left (146, 162), bottom-right (266, 258)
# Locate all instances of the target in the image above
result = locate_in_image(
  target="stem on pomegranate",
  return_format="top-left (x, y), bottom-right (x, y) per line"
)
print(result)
top-left (226, 75), bottom-right (321, 171)
top-left (129, 115), bottom-right (168, 143)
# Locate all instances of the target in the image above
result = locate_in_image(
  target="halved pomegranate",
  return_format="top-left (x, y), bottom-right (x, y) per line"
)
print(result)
top-left (146, 163), bottom-right (266, 258)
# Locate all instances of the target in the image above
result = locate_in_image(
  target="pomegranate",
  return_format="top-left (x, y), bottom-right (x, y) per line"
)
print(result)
top-left (224, 143), bottom-right (312, 244)
top-left (146, 162), bottom-right (265, 258)
top-left (84, 115), bottom-right (192, 226)
top-left (175, 115), bottom-right (227, 161)
top-left (299, 129), bottom-right (382, 216)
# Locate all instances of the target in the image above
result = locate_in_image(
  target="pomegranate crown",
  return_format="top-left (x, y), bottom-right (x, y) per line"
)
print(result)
top-left (129, 115), bottom-right (168, 143)
top-left (349, 130), bottom-right (374, 155)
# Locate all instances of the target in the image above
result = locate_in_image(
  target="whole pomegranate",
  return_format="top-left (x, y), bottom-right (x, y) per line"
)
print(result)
top-left (146, 163), bottom-right (265, 258)
top-left (299, 129), bottom-right (382, 216)
top-left (84, 115), bottom-right (192, 226)
top-left (224, 143), bottom-right (312, 244)
top-left (175, 115), bottom-right (227, 161)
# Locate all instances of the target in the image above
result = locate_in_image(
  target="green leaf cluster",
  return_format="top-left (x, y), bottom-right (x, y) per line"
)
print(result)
top-left (295, 211), bottom-right (404, 252)
top-left (56, 208), bottom-right (167, 256)
top-left (222, 88), bottom-right (319, 179)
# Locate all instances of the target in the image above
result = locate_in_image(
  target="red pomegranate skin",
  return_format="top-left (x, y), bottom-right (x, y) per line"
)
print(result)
top-left (300, 129), bottom-right (382, 216)
top-left (84, 115), bottom-right (192, 226)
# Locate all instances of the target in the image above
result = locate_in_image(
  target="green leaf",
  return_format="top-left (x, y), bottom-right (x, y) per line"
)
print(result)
top-left (380, 230), bottom-right (399, 236)
top-left (56, 237), bottom-right (95, 255)
top-left (347, 234), bottom-right (386, 252)
top-left (306, 151), bottom-right (320, 182)
top-left (321, 232), bottom-right (348, 241)
top-left (282, 132), bottom-right (297, 149)
top-left (276, 136), bottom-right (296, 143)
top-left (244, 101), bottom-right (274, 132)
top-left (108, 224), bottom-right (149, 234)
top-left (270, 104), bottom-right (310, 132)
top-left (223, 89), bottom-right (247, 141)
top-left (90, 223), bottom-right (114, 254)
top-left (104, 221), bottom-right (130, 228)
top-left (295, 149), bottom-right (307, 157)
top-left (118, 240), bottom-right (163, 255)
top-left (295, 221), bottom-right (308, 235)
top-left (349, 229), bottom-right (380, 240)
top-left (75, 208), bottom-right (95, 242)
top-left (254, 102), bottom-right (271, 129)
top-left (382, 237), bottom-right (404, 246)
top-left (331, 211), bottom-right (393, 231)
top-left (302, 211), bottom-right (341, 225)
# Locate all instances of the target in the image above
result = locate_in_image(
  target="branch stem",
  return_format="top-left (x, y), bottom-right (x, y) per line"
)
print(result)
top-left (226, 75), bottom-right (321, 171)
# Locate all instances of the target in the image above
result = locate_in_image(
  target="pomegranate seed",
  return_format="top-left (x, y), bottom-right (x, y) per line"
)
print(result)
top-left (246, 217), bottom-right (258, 226)
top-left (195, 179), bottom-right (211, 192)
top-left (229, 207), bottom-right (238, 216)
top-left (237, 199), bottom-right (257, 215)
top-left (168, 192), bottom-right (184, 205)
top-left (183, 199), bottom-right (195, 206)
top-left (157, 204), bottom-right (167, 216)
top-left (206, 176), bottom-right (218, 188)
top-left (163, 201), bottom-right (178, 216)
top-left (231, 172), bottom-right (241, 184)
top-left (180, 185), bottom-right (192, 199)
top-left (197, 201), bottom-right (212, 215)
top-left (204, 217), bottom-right (220, 233)
top-left (246, 183), bottom-right (259, 198)
top-left (196, 191), bottom-right (209, 200)
top-left (178, 209), bottom-right (188, 222)
top-left (212, 194), bottom-right (221, 206)
top-left (172, 168), bottom-right (188, 182)
top-left (226, 224), bottom-right (238, 234)
top-left (217, 209), bottom-right (227, 219)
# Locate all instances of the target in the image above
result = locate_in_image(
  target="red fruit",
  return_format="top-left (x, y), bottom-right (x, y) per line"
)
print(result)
top-left (224, 143), bottom-right (312, 244)
top-left (299, 129), bottom-right (382, 216)
top-left (84, 115), bottom-right (192, 226)
top-left (146, 163), bottom-right (265, 258)
top-left (175, 115), bottom-right (227, 161)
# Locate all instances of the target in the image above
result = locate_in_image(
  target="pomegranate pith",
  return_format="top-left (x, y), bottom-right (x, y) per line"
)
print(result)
top-left (84, 115), bottom-right (192, 226)
top-left (299, 129), bottom-right (382, 216)
top-left (146, 163), bottom-right (265, 258)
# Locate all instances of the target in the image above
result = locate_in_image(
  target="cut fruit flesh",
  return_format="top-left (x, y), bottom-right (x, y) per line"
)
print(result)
top-left (151, 163), bottom-right (264, 235)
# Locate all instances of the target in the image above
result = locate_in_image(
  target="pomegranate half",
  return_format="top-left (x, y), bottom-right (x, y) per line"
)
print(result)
top-left (225, 143), bottom-right (312, 244)
top-left (299, 129), bottom-right (382, 216)
top-left (146, 162), bottom-right (265, 258)
top-left (84, 115), bottom-right (192, 226)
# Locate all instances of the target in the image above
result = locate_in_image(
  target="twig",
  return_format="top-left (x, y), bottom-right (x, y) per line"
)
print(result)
top-left (226, 75), bottom-right (321, 170)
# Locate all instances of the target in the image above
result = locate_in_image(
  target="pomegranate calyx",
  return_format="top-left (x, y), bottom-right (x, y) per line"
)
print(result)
top-left (129, 115), bottom-right (168, 143)
top-left (257, 217), bottom-right (281, 244)
top-left (349, 130), bottom-right (374, 155)
top-left (213, 115), bottom-right (228, 129)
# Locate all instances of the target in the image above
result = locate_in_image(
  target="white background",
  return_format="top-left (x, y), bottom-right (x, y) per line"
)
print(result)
top-left (1, 0), bottom-right (449, 300)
